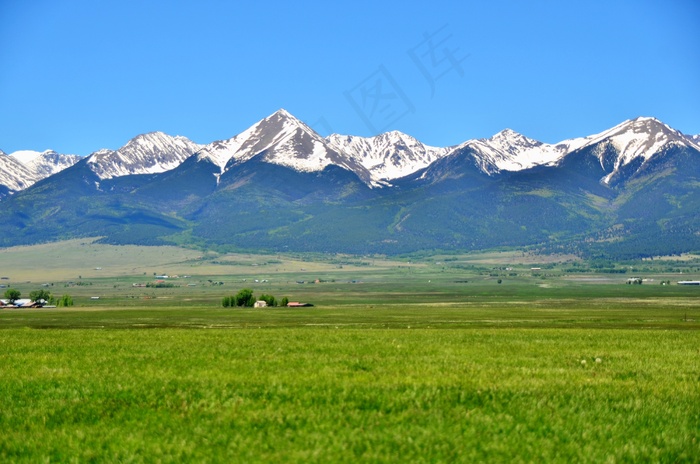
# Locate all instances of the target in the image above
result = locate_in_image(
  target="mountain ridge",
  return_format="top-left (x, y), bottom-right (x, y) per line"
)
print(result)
top-left (86, 131), bottom-right (202, 180)
top-left (326, 130), bottom-right (449, 185)
top-left (2, 110), bottom-right (699, 259)
top-left (3, 111), bottom-right (697, 193)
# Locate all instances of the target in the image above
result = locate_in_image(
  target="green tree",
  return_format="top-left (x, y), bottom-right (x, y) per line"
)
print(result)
top-left (259, 294), bottom-right (277, 307)
top-left (222, 296), bottom-right (234, 307)
top-left (4, 288), bottom-right (20, 304)
top-left (57, 294), bottom-right (74, 307)
top-left (280, 297), bottom-right (289, 307)
top-left (30, 289), bottom-right (52, 304)
top-left (234, 288), bottom-right (255, 307)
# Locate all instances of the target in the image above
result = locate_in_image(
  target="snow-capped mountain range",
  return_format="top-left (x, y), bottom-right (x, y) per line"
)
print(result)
top-left (2, 110), bottom-right (699, 194)
top-left (445, 117), bottom-right (700, 181)
top-left (0, 149), bottom-right (81, 193)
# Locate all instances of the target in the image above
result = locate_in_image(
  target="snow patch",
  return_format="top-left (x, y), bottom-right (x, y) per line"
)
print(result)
top-left (327, 130), bottom-right (448, 182)
top-left (87, 131), bottom-right (201, 180)
top-left (9, 150), bottom-right (44, 165)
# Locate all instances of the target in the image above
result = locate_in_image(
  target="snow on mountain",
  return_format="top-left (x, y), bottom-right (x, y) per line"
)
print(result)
top-left (449, 117), bottom-right (698, 182)
top-left (10, 149), bottom-right (81, 179)
top-left (0, 150), bottom-right (35, 192)
top-left (1, 148), bottom-right (81, 194)
top-left (326, 131), bottom-right (449, 183)
top-left (4, 111), bottom-right (695, 192)
top-left (197, 109), bottom-right (373, 183)
top-left (585, 117), bottom-right (689, 161)
top-left (162, 112), bottom-right (700, 186)
top-left (87, 132), bottom-right (201, 180)
top-left (7, 149), bottom-right (43, 166)
top-left (449, 129), bottom-right (589, 175)
top-left (563, 117), bottom-right (696, 184)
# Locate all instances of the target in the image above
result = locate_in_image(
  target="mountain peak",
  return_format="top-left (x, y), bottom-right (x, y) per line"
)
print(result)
top-left (583, 116), bottom-right (690, 174)
top-left (600, 116), bottom-right (678, 137)
top-left (261, 109), bottom-right (309, 129)
top-left (454, 128), bottom-right (554, 174)
top-left (195, 109), bottom-right (374, 182)
top-left (271, 108), bottom-right (294, 118)
top-left (326, 131), bottom-right (448, 183)
top-left (550, 116), bottom-right (698, 185)
top-left (124, 131), bottom-right (188, 148)
top-left (632, 116), bottom-right (660, 122)
top-left (0, 149), bottom-right (80, 190)
top-left (487, 128), bottom-right (542, 149)
top-left (9, 149), bottom-right (56, 165)
top-left (382, 130), bottom-right (411, 139)
top-left (258, 109), bottom-right (313, 133)
top-left (493, 128), bottom-right (520, 137)
top-left (87, 131), bottom-right (201, 179)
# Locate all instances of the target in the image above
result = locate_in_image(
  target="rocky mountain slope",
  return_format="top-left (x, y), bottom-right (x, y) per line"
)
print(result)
top-left (86, 131), bottom-right (201, 180)
top-left (0, 150), bottom-right (34, 195)
top-left (1, 111), bottom-right (698, 258)
top-left (326, 131), bottom-right (448, 185)
top-left (0, 149), bottom-right (81, 197)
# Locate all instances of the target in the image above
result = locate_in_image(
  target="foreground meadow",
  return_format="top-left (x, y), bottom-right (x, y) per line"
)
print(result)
top-left (1, 242), bottom-right (699, 461)
top-left (1, 308), bottom-right (699, 462)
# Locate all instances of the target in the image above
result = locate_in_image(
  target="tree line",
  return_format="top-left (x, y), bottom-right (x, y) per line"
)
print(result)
top-left (221, 288), bottom-right (288, 308)
top-left (3, 288), bottom-right (73, 307)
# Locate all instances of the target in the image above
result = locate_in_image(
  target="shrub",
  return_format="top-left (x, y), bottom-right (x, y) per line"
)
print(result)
top-left (57, 295), bottom-right (74, 307)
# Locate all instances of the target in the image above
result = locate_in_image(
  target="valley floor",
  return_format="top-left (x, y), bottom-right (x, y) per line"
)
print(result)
top-left (1, 242), bottom-right (699, 461)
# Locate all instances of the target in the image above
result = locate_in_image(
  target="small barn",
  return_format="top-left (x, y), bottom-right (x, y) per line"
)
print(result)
top-left (254, 300), bottom-right (268, 308)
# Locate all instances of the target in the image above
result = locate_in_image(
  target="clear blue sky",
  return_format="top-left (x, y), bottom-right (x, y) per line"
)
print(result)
top-left (1, 0), bottom-right (698, 155)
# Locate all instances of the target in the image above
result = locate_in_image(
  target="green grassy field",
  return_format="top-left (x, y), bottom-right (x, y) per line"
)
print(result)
top-left (1, 241), bottom-right (699, 462)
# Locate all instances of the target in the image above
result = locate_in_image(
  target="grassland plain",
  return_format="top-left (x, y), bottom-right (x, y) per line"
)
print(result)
top-left (0, 325), bottom-right (698, 462)
top-left (1, 241), bottom-right (700, 462)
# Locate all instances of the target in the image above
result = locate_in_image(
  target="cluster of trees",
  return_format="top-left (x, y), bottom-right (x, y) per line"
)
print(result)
top-left (146, 281), bottom-right (175, 288)
top-left (221, 288), bottom-right (289, 308)
top-left (2, 288), bottom-right (73, 307)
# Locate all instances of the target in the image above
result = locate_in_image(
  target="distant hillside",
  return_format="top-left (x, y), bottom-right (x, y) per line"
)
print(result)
top-left (1, 110), bottom-right (699, 259)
